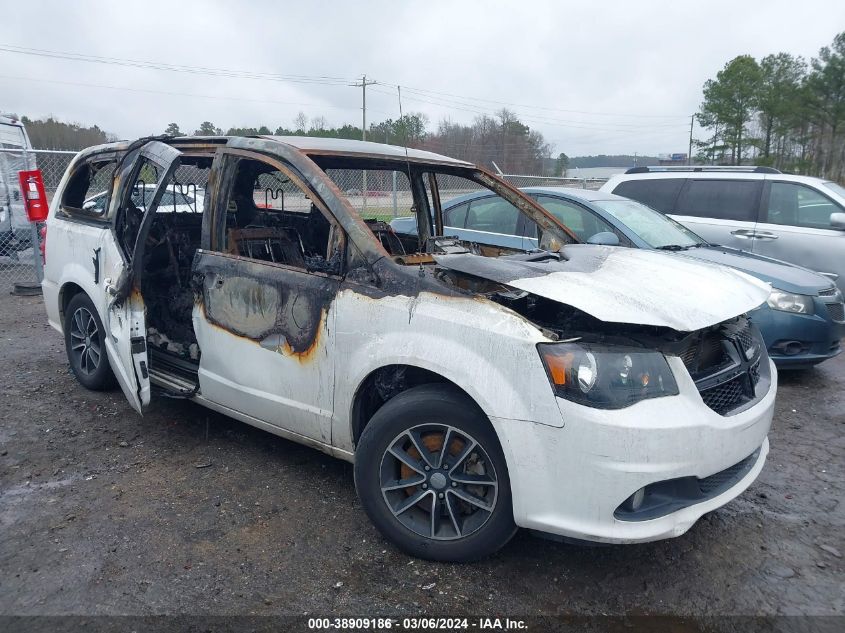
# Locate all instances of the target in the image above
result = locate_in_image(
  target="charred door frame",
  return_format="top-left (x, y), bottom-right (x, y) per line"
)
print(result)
top-left (192, 147), bottom-right (345, 440)
top-left (99, 140), bottom-right (182, 413)
top-left (111, 141), bottom-right (182, 302)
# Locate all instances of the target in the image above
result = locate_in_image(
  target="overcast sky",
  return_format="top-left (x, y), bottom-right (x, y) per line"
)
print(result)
top-left (1, 0), bottom-right (843, 157)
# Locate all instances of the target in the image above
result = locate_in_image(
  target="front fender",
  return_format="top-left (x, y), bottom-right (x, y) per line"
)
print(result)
top-left (332, 288), bottom-right (564, 453)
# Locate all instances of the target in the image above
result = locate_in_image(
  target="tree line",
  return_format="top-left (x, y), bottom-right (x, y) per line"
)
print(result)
top-left (18, 116), bottom-right (116, 150)
top-left (696, 31), bottom-right (845, 180)
top-left (13, 108), bottom-right (564, 174)
top-left (163, 108), bottom-right (557, 175)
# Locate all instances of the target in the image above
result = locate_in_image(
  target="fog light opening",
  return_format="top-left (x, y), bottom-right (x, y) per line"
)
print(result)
top-left (623, 487), bottom-right (646, 512)
top-left (774, 340), bottom-right (806, 356)
top-left (783, 341), bottom-right (804, 356)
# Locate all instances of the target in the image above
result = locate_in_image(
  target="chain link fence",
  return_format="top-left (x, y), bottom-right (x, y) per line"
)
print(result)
top-left (322, 169), bottom-right (609, 221)
top-left (0, 148), bottom-right (76, 296)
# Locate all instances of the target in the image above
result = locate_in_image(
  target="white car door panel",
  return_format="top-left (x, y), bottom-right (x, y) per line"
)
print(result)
top-left (669, 215), bottom-right (757, 250)
top-left (192, 251), bottom-right (339, 443)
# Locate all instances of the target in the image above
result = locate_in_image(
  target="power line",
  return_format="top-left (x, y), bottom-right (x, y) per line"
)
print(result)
top-left (370, 87), bottom-right (688, 135)
top-left (0, 44), bottom-right (356, 86)
top-left (0, 74), bottom-right (391, 115)
top-left (378, 82), bottom-right (690, 119)
top-left (0, 43), bottom-right (691, 151)
top-left (0, 43), bottom-right (689, 125)
top-left (369, 87), bottom-right (685, 130)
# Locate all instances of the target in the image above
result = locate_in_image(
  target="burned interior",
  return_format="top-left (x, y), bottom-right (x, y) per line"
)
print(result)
top-left (137, 158), bottom-right (210, 363)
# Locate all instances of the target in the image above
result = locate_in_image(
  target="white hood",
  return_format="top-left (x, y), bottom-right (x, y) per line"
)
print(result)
top-left (435, 246), bottom-right (770, 332)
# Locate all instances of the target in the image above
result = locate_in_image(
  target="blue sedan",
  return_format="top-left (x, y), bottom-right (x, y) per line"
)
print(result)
top-left (391, 187), bottom-right (845, 368)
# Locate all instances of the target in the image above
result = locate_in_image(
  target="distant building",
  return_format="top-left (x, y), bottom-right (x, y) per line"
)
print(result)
top-left (657, 153), bottom-right (688, 165)
top-left (563, 166), bottom-right (628, 179)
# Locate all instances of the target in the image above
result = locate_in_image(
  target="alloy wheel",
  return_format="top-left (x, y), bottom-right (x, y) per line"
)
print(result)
top-left (379, 424), bottom-right (499, 541)
top-left (69, 306), bottom-right (101, 376)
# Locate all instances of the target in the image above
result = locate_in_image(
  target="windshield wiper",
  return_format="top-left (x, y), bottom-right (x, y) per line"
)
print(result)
top-left (510, 249), bottom-right (562, 262)
top-left (656, 244), bottom-right (691, 251)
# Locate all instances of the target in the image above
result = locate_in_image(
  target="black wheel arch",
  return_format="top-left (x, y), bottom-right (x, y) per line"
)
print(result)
top-left (350, 364), bottom-right (488, 447)
top-left (59, 281), bottom-right (86, 330)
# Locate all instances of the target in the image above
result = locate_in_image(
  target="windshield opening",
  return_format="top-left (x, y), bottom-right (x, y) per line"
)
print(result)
top-left (313, 157), bottom-right (577, 263)
top-left (593, 199), bottom-right (705, 249)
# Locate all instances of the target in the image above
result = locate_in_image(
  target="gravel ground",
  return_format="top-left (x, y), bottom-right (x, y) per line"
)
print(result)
top-left (1, 294), bottom-right (843, 617)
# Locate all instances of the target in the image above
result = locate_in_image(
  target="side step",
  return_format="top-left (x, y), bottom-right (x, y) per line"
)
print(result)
top-left (148, 347), bottom-right (199, 397)
top-left (149, 366), bottom-right (198, 396)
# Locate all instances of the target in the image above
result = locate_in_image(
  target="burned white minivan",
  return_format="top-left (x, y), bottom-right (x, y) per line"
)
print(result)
top-left (42, 136), bottom-right (776, 561)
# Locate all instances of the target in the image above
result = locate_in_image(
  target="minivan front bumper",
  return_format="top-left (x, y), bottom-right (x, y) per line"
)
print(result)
top-left (492, 356), bottom-right (776, 544)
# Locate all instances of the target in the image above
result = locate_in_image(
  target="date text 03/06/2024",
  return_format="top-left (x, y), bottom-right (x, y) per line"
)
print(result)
top-left (307, 617), bottom-right (528, 630)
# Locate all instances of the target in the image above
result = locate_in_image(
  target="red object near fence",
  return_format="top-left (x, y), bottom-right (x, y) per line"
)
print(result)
top-left (18, 169), bottom-right (49, 222)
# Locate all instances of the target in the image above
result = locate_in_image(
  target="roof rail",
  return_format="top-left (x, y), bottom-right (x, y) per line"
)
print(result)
top-left (624, 165), bottom-right (781, 175)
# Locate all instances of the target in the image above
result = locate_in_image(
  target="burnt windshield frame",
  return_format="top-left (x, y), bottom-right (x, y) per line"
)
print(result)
top-left (307, 155), bottom-right (579, 250)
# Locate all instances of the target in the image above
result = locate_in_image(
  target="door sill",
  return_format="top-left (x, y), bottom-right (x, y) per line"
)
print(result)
top-left (149, 367), bottom-right (198, 397)
top-left (193, 395), bottom-right (354, 463)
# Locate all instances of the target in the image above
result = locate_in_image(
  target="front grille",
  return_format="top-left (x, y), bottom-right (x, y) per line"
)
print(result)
top-left (826, 302), bottom-right (845, 322)
top-left (749, 359), bottom-right (760, 383)
top-left (680, 331), bottom-right (729, 374)
top-left (700, 376), bottom-right (747, 415)
top-left (683, 317), bottom-right (768, 417)
top-left (819, 287), bottom-right (838, 297)
top-left (734, 322), bottom-right (756, 359)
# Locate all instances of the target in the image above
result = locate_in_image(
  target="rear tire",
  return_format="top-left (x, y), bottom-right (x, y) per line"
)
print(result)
top-left (354, 384), bottom-right (517, 562)
top-left (64, 293), bottom-right (117, 391)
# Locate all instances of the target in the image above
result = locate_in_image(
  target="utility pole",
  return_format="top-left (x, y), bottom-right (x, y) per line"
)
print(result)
top-left (688, 114), bottom-right (694, 166)
top-left (354, 74), bottom-right (376, 141)
top-left (353, 74), bottom-right (376, 213)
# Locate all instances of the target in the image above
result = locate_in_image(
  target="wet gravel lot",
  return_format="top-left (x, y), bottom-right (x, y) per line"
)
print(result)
top-left (1, 294), bottom-right (843, 617)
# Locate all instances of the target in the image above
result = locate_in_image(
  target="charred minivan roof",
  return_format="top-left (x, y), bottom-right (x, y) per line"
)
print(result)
top-left (81, 135), bottom-right (472, 166)
top-left (260, 136), bottom-right (473, 166)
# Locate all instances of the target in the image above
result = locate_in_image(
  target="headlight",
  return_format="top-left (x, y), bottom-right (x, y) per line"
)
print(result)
top-left (767, 290), bottom-right (813, 314)
top-left (538, 342), bottom-right (679, 409)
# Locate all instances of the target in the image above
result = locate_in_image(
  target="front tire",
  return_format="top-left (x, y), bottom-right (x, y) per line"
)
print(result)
top-left (64, 293), bottom-right (116, 390)
top-left (354, 384), bottom-right (516, 562)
